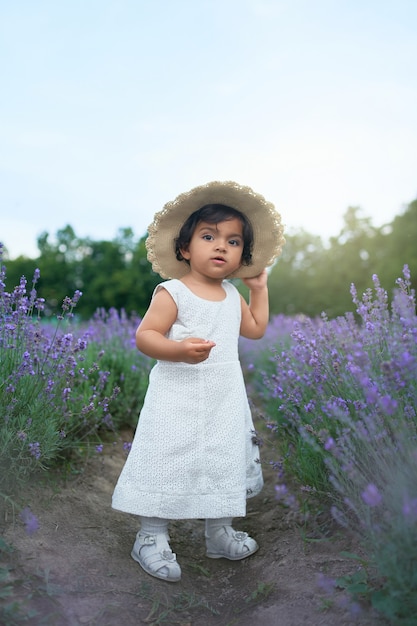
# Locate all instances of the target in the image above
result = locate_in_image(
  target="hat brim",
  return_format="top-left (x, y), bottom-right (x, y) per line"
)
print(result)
top-left (146, 180), bottom-right (285, 279)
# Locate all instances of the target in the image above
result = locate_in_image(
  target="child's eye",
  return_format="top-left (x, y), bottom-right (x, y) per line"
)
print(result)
top-left (202, 234), bottom-right (214, 241)
top-left (229, 239), bottom-right (241, 246)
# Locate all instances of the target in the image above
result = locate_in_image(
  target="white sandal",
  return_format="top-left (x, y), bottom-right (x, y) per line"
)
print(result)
top-left (205, 526), bottom-right (259, 560)
top-left (131, 533), bottom-right (181, 582)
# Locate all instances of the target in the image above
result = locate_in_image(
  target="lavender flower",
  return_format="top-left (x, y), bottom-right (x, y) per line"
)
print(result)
top-left (275, 484), bottom-right (288, 500)
top-left (28, 442), bottom-right (41, 460)
top-left (316, 572), bottom-right (336, 595)
top-left (123, 441), bottom-right (132, 454)
top-left (361, 483), bottom-right (383, 507)
top-left (20, 507), bottom-right (40, 535)
top-left (324, 437), bottom-right (335, 451)
top-left (402, 495), bottom-right (417, 520)
top-left (1, 251), bottom-right (140, 501)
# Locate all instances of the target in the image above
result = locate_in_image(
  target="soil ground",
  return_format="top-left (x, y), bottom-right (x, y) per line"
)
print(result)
top-left (1, 427), bottom-right (386, 626)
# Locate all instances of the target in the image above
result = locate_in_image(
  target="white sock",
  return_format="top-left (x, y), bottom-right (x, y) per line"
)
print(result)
top-left (205, 517), bottom-right (233, 537)
top-left (139, 516), bottom-right (169, 536)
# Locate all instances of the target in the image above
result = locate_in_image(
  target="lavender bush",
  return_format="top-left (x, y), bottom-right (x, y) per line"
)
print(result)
top-left (241, 266), bottom-right (417, 623)
top-left (0, 245), bottom-right (151, 497)
top-left (81, 307), bottom-right (152, 430)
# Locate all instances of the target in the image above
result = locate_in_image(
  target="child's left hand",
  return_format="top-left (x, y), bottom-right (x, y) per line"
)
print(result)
top-left (241, 269), bottom-right (268, 291)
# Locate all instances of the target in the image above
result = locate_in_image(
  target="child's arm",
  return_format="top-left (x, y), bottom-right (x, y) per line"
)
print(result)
top-left (136, 288), bottom-right (216, 364)
top-left (239, 269), bottom-right (269, 339)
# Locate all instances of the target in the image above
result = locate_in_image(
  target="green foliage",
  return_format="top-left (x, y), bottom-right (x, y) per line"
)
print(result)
top-left (241, 268), bottom-right (417, 625)
top-left (3, 198), bottom-right (417, 320)
top-left (244, 581), bottom-right (274, 604)
top-left (0, 259), bottom-right (151, 496)
top-left (268, 230), bottom-right (329, 315)
top-left (336, 549), bottom-right (417, 626)
top-left (372, 199), bottom-right (417, 293)
top-left (282, 436), bottom-right (330, 496)
top-left (1, 275), bottom-right (87, 491)
top-left (79, 309), bottom-right (152, 429)
top-left (269, 201), bottom-right (417, 318)
top-left (3, 227), bottom-right (161, 320)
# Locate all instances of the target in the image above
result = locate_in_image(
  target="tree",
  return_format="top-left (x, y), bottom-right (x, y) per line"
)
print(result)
top-left (371, 200), bottom-right (417, 295)
top-left (268, 230), bottom-right (327, 316)
top-left (3, 198), bottom-right (416, 319)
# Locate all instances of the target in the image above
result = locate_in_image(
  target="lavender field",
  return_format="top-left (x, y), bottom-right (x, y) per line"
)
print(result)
top-left (1, 240), bottom-right (416, 624)
top-left (240, 266), bottom-right (417, 624)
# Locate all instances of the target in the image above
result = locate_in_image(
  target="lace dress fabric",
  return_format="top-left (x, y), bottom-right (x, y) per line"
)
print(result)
top-left (112, 279), bottom-right (263, 519)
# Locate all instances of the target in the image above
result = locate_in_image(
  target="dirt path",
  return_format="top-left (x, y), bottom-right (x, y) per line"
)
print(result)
top-left (2, 429), bottom-right (385, 626)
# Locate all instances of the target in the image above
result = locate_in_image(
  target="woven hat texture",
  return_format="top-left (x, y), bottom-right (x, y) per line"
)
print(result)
top-left (146, 180), bottom-right (285, 279)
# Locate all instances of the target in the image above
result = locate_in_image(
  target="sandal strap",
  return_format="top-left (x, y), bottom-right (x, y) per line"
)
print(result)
top-left (141, 548), bottom-right (178, 568)
top-left (132, 533), bottom-right (181, 581)
top-left (206, 526), bottom-right (259, 560)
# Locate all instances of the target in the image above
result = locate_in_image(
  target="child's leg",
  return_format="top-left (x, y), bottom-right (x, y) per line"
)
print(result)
top-left (131, 516), bottom-right (181, 582)
top-left (205, 517), bottom-right (258, 560)
top-left (139, 516), bottom-right (170, 536)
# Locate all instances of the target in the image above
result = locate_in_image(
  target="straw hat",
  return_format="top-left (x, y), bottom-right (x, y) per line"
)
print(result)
top-left (146, 180), bottom-right (285, 279)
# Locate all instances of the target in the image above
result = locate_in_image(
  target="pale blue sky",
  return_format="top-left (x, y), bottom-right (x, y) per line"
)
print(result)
top-left (1, 0), bottom-right (416, 259)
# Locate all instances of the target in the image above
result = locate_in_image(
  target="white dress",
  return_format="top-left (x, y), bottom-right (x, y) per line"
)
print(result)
top-left (112, 279), bottom-right (263, 519)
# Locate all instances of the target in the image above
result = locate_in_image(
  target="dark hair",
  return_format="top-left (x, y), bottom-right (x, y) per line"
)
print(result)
top-left (175, 204), bottom-right (253, 267)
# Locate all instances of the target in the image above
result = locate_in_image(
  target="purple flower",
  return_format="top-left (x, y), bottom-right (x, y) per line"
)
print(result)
top-left (20, 507), bottom-right (40, 535)
top-left (404, 405), bottom-right (416, 420)
top-left (275, 484), bottom-right (288, 499)
top-left (303, 400), bottom-right (315, 413)
top-left (324, 437), bottom-right (335, 451)
top-left (72, 289), bottom-right (83, 305)
top-left (403, 263), bottom-right (411, 282)
top-left (402, 496), bottom-right (417, 520)
top-left (95, 444), bottom-right (103, 453)
top-left (316, 572), bottom-right (336, 595)
top-left (61, 296), bottom-right (72, 312)
top-left (76, 338), bottom-right (87, 351)
top-left (28, 442), bottom-right (41, 460)
top-left (379, 395), bottom-right (398, 415)
top-left (123, 441), bottom-right (132, 454)
top-left (361, 483), bottom-right (383, 507)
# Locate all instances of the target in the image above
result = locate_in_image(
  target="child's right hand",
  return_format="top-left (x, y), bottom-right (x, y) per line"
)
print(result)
top-left (178, 338), bottom-right (216, 364)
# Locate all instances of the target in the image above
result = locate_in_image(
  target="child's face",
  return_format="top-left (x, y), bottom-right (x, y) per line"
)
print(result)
top-left (180, 217), bottom-right (244, 279)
